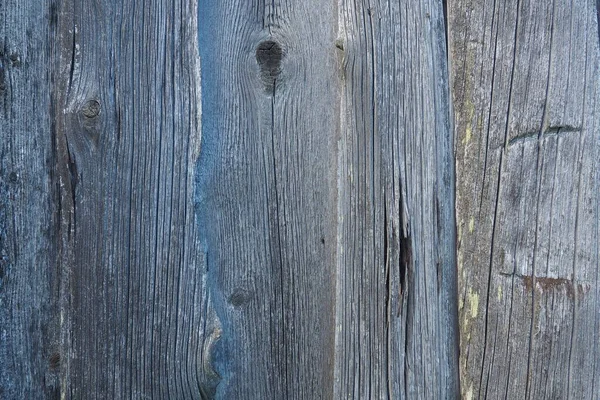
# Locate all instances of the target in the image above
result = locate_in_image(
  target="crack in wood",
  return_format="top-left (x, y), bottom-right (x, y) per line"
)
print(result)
top-left (508, 125), bottom-right (582, 146)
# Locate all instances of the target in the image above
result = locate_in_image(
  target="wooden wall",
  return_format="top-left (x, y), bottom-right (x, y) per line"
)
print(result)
top-left (0, 0), bottom-right (597, 398)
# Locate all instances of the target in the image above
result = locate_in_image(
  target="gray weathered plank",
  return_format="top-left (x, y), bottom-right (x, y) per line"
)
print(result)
top-left (0, 1), bottom-right (59, 398)
top-left (450, 0), bottom-right (600, 397)
top-left (197, 1), bottom-right (340, 398)
top-left (51, 0), bottom-right (207, 397)
top-left (334, 0), bottom-right (458, 398)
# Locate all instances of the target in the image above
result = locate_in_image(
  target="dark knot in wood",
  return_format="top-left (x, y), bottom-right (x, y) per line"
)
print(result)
top-left (80, 100), bottom-right (101, 119)
top-left (49, 352), bottom-right (61, 371)
top-left (256, 40), bottom-right (283, 93)
top-left (228, 287), bottom-right (253, 307)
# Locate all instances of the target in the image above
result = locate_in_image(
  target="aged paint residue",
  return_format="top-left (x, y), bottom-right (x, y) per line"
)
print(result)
top-left (463, 124), bottom-right (472, 145)
top-left (460, 287), bottom-right (478, 345)
top-left (500, 272), bottom-right (592, 300)
top-left (497, 285), bottom-right (502, 301)
top-left (457, 222), bottom-right (464, 279)
top-left (468, 217), bottom-right (475, 233)
top-left (468, 288), bottom-right (479, 318)
top-left (522, 275), bottom-right (591, 300)
top-left (462, 316), bottom-right (471, 342)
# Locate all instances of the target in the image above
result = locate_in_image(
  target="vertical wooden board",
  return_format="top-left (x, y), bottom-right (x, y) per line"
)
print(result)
top-left (197, 1), bottom-right (339, 398)
top-left (335, 0), bottom-right (458, 398)
top-left (450, 0), bottom-right (600, 397)
top-left (52, 0), bottom-right (207, 398)
top-left (0, 1), bottom-right (58, 398)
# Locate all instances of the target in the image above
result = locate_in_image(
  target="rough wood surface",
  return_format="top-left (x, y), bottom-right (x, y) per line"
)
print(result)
top-left (450, 0), bottom-right (600, 398)
top-left (197, 1), bottom-right (340, 398)
top-left (334, 0), bottom-right (459, 398)
top-left (1, 0), bottom-right (458, 398)
top-left (0, 1), bottom-right (58, 398)
top-left (198, 0), bottom-right (458, 397)
top-left (51, 0), bottom-right (207, 398)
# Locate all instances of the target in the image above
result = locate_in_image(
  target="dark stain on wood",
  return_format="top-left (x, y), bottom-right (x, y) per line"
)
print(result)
top-left (508, 125), bottom-right (583, 147)
top-left (597, 0), bottom-right (600, 45)
top-left (228, 288), bottom-right (253, 307)
top-left (0, 59), bottom-right (5, 94)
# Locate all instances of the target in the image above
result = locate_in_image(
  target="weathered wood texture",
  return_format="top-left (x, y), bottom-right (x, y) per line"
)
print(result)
top-left (334, 0), bottom-right (458, 398)
top-left (1, 0), bottom-right (458, 398)
top-left (450, 0), bottom-right (600, 397)
top-left (51, 0), bottom-right (207, 398)
top-left (197, 1), bottom-right (340, 398)
top-left (0, 1), bottom-right (58, 399)
top-left (199, 0), bottom-right (457, 397)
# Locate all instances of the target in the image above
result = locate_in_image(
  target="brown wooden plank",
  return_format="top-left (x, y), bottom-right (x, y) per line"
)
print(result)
top-left (449, 0), bottom-right (600, 397)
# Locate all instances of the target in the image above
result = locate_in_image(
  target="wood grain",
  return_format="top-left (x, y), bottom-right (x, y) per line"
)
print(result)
top-left (334, 0), bottom-right (458, 398)
top-left (450, 0), bottom-right (600, 397)
top-left (1, 0), bottom-right (459, 398)
top-left (197, 1), bottom-right (339, 398)
top-left (52, 0), bottom-right (207, 397)
top-left (0, 1), bottom-right (58, 398)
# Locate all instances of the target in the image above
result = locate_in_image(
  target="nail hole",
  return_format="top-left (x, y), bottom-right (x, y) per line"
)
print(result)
top-left (9, 53), bottom-right (20, 67)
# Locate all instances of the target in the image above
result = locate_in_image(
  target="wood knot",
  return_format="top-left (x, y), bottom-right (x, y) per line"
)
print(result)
top-left (8, 53), bottom-right (20, 67)
top-left (256, 40), bottom-right (283, 93)
top-left (49, 352), bottom-right (60, 371)
top-left (80, 100), bottom-right (101, 118)
top-left (228, 287), bottom-right (253, 307)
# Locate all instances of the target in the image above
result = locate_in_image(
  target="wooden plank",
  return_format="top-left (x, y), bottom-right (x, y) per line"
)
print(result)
top-left (51, 0), bottom-right (207, 398)
top-left (197, 1), bottom-right (340, 398)
top-left (449, 0), bottom-right (600, 397)
top-left (0, 1), bottom-right (59, 398)
top-left (334, 0), bottom-right (459, 398)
